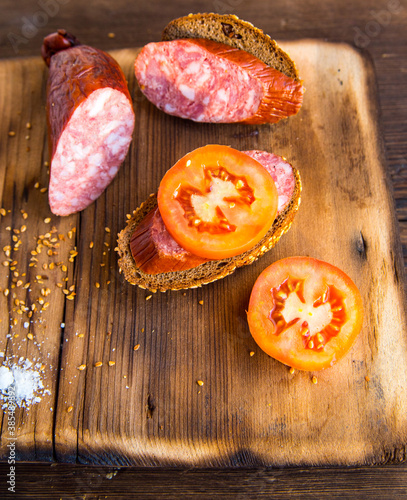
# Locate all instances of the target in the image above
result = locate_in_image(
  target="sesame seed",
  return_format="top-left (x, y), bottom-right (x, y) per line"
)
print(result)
top-left (312, 376), bottom-right (318, 384)
top-left (365, 376), bottom-right (370, 382)
top-left (67, 405), bottom-right (73, 413)
top-left (26, 122), bottom-right (32, 129)
top-left (289, 367), bottom-right (295, 374)
top-left (198, 300), bottom-right (204, 305)
top-left (197, 380), bottom-right (204, 386)
top-left (27, 333), bottom-right (34, 340)
top-left (94, 361), bottom-right (103, 367)
top-left (8, 131), bottom-right (16, 137)
top-left (89, 241), bottom-right (94, 249)
top-left (145, 295), bottom-right (152, 301)
top-left (108, 361), bottom-right (115, 366)
top-left (77, 364), bottom-right (86, 371)
top-left (44, 217), bottom-right (51, 224)
top-left (133, 344), bottom-right (140, 351)
top-left (95, 282), bottom-right (100, 288)
top-left (249, 351), bottom-right (255, 357)
top-left (40, 187), bottom-right (47, 193)
top-left (105, 227), bottom-right (110, 233)
top-left (108, 32), bottom-right (115, 38)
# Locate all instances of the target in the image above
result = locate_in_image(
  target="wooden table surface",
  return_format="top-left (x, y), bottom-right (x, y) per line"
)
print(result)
top-left (0, 0), bottom-right (406, 497)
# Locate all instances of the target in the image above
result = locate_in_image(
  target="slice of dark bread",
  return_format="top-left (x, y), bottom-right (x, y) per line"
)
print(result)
top-left (161, 13), bottom-right (300, 82)
top-left (116, 167), bottom-right (302, 292)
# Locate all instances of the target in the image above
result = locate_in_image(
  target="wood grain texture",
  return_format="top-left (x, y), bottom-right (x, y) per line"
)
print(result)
top-left (1, 39), bottom-right (404, 467)
top-left (2, 462), bottom-right (407, 499)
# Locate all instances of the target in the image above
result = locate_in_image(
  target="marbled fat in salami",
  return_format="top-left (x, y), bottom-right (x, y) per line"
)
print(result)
top-left (42, 31), bottom-right (135, 216)
top-left (134, 39), bottom-right (303, 124)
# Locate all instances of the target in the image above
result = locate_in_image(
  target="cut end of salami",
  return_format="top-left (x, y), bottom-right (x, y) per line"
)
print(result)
top-left (134, 39), bottom-right (303, 124)
top-left (49, 87), bottom-right (134, 216)
top-left (242, 151), bottom-right (295, 212)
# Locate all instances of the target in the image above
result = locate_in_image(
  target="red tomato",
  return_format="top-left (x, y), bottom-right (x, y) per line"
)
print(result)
top-left (247, 257), bottom-right (363, 371)
top-left (157, 145), bottom-right (279, 259)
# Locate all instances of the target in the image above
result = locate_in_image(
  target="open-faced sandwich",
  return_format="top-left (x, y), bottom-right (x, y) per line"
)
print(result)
top-left (134, 13), bottom-right (304, 124)
top-left (116, 145), bottom-right (301, 292)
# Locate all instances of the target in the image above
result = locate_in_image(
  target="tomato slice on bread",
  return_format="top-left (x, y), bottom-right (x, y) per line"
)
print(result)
top-left (157, 145), bottom-right (279, 260)
top-left (247, 257), bottom-right (363, 371)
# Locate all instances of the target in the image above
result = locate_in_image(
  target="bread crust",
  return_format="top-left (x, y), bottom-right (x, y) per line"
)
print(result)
top-left (161, 13), bottom-right (300, 82)
top-left (116, 167), bottom-right (302, 292)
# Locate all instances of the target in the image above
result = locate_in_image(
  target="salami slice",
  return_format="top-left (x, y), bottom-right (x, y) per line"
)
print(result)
top-left (134, 39), bottom-right (303, 124)
top-left (130, 151), bottom-right (296, 274)
top-left (42, 30), bottom-right (135, 216)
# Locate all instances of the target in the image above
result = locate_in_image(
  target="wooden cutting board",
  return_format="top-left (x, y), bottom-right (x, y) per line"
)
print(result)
top-left (0, 40), bottom-right (406, 467)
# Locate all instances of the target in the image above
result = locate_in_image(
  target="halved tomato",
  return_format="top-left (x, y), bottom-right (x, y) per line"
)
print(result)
top-left (157, 145), bottom-right (278, 260)
top-left (247, 257), bottom-right (363, 371)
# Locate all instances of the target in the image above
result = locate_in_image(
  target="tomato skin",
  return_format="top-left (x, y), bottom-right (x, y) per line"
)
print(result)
top-left (247, 257), bottom-right (364, 371)
top-left (157, 145), bottom-right (278, 260)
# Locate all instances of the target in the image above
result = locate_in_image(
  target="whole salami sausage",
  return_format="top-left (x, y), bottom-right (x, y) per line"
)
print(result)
top-left (42, 30), bottom-right (135, 216)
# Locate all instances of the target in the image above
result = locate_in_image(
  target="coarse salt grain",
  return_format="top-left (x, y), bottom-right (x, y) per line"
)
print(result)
top-left (0, 358), bottom-right (51, 409)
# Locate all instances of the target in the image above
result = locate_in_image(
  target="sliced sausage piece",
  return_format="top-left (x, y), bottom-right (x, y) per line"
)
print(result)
top-left (134, 39), bottom-right (303, 124)
top-left (130, 151), bottom-right (296, 274)
top-left (42, 30), bottom-right (135, 216)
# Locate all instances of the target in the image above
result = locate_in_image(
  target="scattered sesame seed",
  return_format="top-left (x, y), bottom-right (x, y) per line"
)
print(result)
top-left (249, 351), bottom-right (255, 357)
top-left (27, 333), bottom-right (34, 340)
top-left (108, 361), bottom-right (115, 367)
top-left (26, 122), bottom-right (32, 129)
top-left (77, 364), bottom-right (86, 371)
top-left (105, 227), bottom-right (110, 233)
top-left (312, 376), bottom-right (318, 384)
top-left (289, 367), bottom-right (295, 374)
top-left (34, 182), bottom-right (40, 189)
top-left (67, 405), bottom-right (73, 413)
top-left (133, 344), bottom-right (140, 351)
top-left (197, 380), bottom-right (204, 386)
top-left (94, 362), bottom-right (103, 367)
top-left (0, 208), bottom-right (6, 216)
top-left (365, 376), bottom-right (370, 382)
top-left (198, 300), bottom-right (204, 305)
top-left (40, 187), bottom-right (47, 193)
top-left (89, 241), bottom-right (94, 249)
top-left (8, 131), bottom-right (16, 137)
top-left (95, 282), bottom-right (100, 288)
top-left (108, 32), bottom-right (115, 38)
top-left (44, 217), bottom-right (51, 224)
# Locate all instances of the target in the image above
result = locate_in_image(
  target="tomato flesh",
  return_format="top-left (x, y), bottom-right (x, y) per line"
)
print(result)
top-left (247, 257), bottom-right (364, 371)
top-left (157, 145), bottom-right (279, 259)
